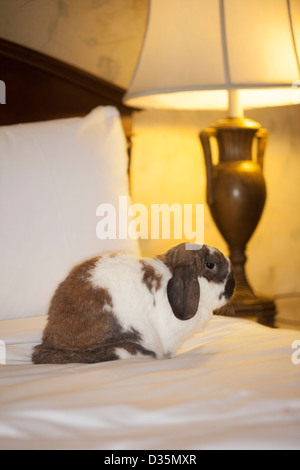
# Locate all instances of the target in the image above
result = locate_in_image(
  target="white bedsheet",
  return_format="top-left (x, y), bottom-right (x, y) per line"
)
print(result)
top-left (0, 315), bottom-right (299, 450)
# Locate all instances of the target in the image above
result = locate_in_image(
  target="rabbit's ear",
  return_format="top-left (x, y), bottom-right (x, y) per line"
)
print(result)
top-left (167, 264), bottom-right (200, 321)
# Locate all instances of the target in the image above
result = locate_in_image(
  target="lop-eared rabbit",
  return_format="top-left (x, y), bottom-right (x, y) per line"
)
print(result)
top-left (32, 243), bottom-right (235, 364)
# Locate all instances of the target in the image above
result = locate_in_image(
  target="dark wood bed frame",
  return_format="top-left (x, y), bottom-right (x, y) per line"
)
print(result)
top-left (0, 38), bottom-right (134, 136)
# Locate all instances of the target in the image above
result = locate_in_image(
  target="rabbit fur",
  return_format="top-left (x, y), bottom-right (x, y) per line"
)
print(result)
top-left (32, 243), bottom-right (235, 364)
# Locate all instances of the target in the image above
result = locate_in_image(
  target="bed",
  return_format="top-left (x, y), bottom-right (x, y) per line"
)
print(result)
top-left (0, 39), bottom-right (299, 451)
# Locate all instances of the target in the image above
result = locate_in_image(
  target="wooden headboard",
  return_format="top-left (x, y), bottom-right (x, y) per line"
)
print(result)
top-left (0, 38), bottom-right (134, 137)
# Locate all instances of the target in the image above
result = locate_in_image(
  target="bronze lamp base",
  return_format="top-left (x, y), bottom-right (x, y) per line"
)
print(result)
top-left (200, 117), bottom-right (276, 327)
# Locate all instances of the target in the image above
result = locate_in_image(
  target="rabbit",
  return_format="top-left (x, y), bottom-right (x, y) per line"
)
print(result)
top-left (32, 242), bottom-right (235, 364)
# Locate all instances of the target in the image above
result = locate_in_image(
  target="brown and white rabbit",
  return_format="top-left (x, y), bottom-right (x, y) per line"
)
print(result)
top-left (32, 243), bottom-right (235, 364)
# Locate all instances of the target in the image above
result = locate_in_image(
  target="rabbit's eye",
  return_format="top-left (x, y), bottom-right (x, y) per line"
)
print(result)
top-left (206, 262), bottom-right (215, 270)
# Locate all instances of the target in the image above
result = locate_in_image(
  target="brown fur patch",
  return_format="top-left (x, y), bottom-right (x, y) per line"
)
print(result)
top-left (158, 243), bottom-right (229, 284)
top-left (139, 260), bottom-right (162, 293)
top-left (32, 256), bottom-right (156, 364)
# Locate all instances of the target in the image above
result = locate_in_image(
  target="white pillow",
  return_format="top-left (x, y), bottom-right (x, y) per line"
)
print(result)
top-left (0, 106), bottom-right (140, 320)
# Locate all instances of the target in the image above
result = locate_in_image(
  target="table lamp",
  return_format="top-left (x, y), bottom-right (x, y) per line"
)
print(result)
top-left (123, 0), bottom-right (300, 326)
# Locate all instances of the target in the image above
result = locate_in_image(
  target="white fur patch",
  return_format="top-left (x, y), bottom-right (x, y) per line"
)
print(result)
top-left (89, 254), bottom-right (168, 357)
top-left (114, 348), bottom-right (146, 360)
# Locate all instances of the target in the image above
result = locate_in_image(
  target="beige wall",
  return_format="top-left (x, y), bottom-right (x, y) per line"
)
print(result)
top-left (0, 0), bottom-right (148, 88)
top-left (1, 0), bottom-right (299, 324)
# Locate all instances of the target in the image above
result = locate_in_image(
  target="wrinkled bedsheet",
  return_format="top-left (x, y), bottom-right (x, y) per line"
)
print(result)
top-left (0, 315), bottom-right (299, 450)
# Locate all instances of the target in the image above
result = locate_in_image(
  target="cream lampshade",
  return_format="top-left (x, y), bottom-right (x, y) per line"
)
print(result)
top-left (123, 0), bottom-right (300, 326)
top-left (124, 0), bottom-right (300, 115)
